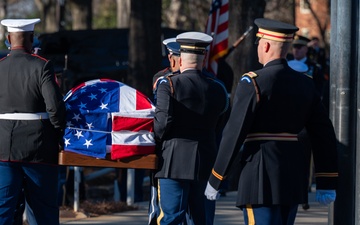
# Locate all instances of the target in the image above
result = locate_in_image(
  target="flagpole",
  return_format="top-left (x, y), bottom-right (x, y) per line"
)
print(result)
top-left (222, 26), bottom-right (253, 60)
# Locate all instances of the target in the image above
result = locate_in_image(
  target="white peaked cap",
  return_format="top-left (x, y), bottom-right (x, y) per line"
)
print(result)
top-left (176, 31), bottom-right (213, 54)
top-left (162, 38), bottom-right (177, 46)
top-left (1, 18), bottom-right (40, 32)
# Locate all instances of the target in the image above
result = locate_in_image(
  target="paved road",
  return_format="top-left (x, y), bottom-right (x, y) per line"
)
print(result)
top-left (60, 191), bottom-right (329, 225)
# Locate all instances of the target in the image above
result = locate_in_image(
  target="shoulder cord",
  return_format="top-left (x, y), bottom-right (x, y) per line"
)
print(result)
top-left (243, 71), bottom-right (260, 103)
top-left (166, 75), bottom-right (175, 96)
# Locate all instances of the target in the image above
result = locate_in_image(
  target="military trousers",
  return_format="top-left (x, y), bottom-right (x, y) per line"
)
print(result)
top-left (0, 161), bottom-right (59, 225)
top-left (157, 178), bottom-right (215, 225)
top-left (242, 204), bottom-right (298, 225)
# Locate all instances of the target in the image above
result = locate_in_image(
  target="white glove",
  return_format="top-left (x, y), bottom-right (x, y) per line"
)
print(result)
top-left (205, 182), bottom-right (220, 200)
top-left (316, 189), bottom-right (336, 205)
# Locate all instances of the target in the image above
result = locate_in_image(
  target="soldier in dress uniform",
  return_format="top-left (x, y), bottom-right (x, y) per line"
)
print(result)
top-left (149, 37), bottom-right (183, 225)
top-left (152, 38), bottom-right (181, 103)
top-left (307, 37), bottom-right (328, 76)
top-left (154, 31), bottom-right (228, 225)
top-left (4, 36), bottom-right (47, 225)
top-left (290, 35), bottom-right (325, 98)
top-left (287, 59), bottom-right (313, 211)
top-left (289, 35), bottom-right (328, 211)
top-left (205, 18), bottom-right (338, 225)
top-left (0, 18), bottom-right (66, 225)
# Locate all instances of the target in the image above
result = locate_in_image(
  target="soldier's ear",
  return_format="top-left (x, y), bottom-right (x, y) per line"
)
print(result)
top-left (7, 34), bottom-right (11, 45)
top-left (265, 42), bottom-right (270, 53)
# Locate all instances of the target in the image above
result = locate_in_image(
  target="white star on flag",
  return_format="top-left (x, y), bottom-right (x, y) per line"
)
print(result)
top-left (88, 93), bottom-right (97, 100)
top-left (64, 138), bottom-right (71, 147)
top-left (100, 102), bottom-right (108, 110)
top-left (86, 123), bottom-right (94, 129)
top-left (75, 130), bottom-right (84, 139)
top-left (84, 139), bottom-right (93, 148)
top-left (78, 102), bottom-right (87, 109)
top-left (72, 113), bottom-right (81, 121)
top-left (66, 121), bottom-right (74, 127)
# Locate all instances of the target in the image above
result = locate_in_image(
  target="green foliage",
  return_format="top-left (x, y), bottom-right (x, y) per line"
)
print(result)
top-left (93, 1), bottom-right (117, 29)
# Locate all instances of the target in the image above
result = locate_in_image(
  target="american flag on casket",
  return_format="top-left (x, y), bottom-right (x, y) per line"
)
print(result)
top-left (62, 79), bottom-right (155, 160)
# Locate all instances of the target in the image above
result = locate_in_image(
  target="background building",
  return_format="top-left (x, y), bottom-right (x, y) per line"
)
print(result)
top-left (295, 0), bottom-right (330, 51)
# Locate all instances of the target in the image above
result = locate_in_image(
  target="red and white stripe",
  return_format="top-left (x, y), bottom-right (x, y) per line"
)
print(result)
top-left (111, 86), bottom-right (155, 159)
top-left (205, 0), bottom-right (229, 75)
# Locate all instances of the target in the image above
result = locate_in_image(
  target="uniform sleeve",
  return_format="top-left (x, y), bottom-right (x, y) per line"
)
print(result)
top-left (154, 78), bottom-right (173, 141)
top-left (306, 97), bottom-right (338, 190)
top-left (41, 60), bottom-right (66, 129)
top-left (209, 76), bottom-right (259, 190)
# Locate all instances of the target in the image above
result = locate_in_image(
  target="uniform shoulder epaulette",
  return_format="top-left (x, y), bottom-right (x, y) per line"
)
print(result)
top-left (242, 71), bottom-right (258, 78)
top-left (241, 71), bottom-right (260, 103)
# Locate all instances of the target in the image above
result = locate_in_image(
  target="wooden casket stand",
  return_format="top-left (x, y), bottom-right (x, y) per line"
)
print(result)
top-left (58, 150), bottom-right (158, 210)
top-left (58, 150), bottom-right (158, 169)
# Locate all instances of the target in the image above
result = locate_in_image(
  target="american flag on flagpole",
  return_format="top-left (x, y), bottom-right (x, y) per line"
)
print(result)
top-left (205, 0), bottom-right (229, 76)
top-left (62, 79), bottom-right (156, 160)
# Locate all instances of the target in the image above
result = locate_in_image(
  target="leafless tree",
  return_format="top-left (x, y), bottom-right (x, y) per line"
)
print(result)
top-left (128, 0), bottom-right (162, 97)
top-left (163, 0), bottom-right (182, 29)
top-left (303, 0), bottom-right (330, 48)
top-left (163, 0), bottom-right (210, 31)
top-left (0, 0), bottom-right (7, 43)
top-left (227, 0), bottom-right (266, 96)
top-left (265, 0), bottom-right (295, 24)
top-left (68, 0), bottom-right (92, 30)
top-left (34, 0), bottom-right (58, 32)
top-left (117, 0), bottom-right (130, 28)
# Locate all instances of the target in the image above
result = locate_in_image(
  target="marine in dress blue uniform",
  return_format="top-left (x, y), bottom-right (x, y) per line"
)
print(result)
top-left (154, 32), bottom-right (228, 225)
top-left (0, 18), bottom-right (66, 225)
top-left (205, 18), bottom-right (338, 225)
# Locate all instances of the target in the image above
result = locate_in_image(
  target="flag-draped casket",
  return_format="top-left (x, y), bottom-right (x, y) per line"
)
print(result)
top-left (63, 79), bottom-right (155, 160)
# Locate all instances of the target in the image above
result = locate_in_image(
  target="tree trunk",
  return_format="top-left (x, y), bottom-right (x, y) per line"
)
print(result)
top-left (116, 0), bottom-right (130, 28)
top-left (228, 0), bottom-right (266, 96)
top-left (128, 0), bottom-right (162, 97)
top-left (34, 0), bottom-right (58, 32)
top-left (0, 0), bottom-right (7, 43)
top-left (187, 0), bottom-right (211, 31)
top-left (164, 0), bottom-right (182, 29)
top-left (265, 0), bottom-right (295, 24)
top-left (69, 0), bottom-right (92, 30)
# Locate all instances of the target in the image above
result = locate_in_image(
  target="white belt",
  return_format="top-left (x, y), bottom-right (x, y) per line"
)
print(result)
top-left (0, 112), bottom-right (49, 120)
